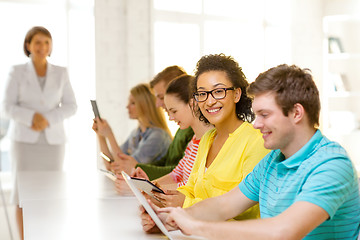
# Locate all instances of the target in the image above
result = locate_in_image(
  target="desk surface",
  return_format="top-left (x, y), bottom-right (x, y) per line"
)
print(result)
top-left (22, 198), bottom-right (154, 240)
top-left (17, 171), bottom-right (122, 207)
top-left (18, 171), bottom-right (205, 240)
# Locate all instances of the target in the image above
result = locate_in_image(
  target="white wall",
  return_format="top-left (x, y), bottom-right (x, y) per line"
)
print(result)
top-left (94, 0), bottom-right (325, 137)
top-left (94, 0), bottom-right (152, 144)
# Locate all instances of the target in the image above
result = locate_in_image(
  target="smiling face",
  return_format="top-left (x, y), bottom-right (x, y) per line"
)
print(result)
top-left (164, 94), bottom-right (193, 129)
top-left (26, 33), bottom-right (52, 61)
top-left (126, 94), bottom-right (138, 119)
top-left (196, 71), bottom-right (240, 127)
top-left (252, 91), bottom-right (295, 153)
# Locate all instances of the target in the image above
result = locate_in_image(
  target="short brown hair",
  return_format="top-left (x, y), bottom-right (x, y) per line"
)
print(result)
top-left (150, 65), bottom-right (187, 88)
top-left (23, 26), bottom-right (52, 57)
top-left (248, 64), bottom-right (320, 128)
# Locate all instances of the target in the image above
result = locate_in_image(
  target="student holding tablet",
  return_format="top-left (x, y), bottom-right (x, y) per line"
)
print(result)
top-left (92, 83), bottom-right (172, 169)
top-left (115, 75), bottom-right (213, 207)
top-left (144, 64), bottom-right (360, 239)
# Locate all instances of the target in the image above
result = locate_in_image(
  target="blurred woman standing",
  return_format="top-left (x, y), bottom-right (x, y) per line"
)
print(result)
top-left (2, 26), bottom-right (77, 239)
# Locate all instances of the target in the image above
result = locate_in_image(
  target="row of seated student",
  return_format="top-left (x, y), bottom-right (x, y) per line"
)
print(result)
top-left (94, 54), bottom-right (360, 239)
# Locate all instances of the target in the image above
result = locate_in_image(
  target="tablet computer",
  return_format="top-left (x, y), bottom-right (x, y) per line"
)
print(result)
top-left (90, 100), bottom-right (101, 119)
top-left (130, 177), bottom-right (165, 197)
top-left (99, 169), bottom-right (117, 181)
top-left (121, 171), bottom-right (174, 240)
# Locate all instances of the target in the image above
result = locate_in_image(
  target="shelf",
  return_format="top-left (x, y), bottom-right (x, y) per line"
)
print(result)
top-left (324, 15), bottom-right (360, 23)
top-left (327, 53), bottom-right (360, 60)
top-left (328, 91), bottom-right (360, 98)
top-left (323, 13), bottom-right (360, 172)
top-left (326, 128), bottom-right (360, 136)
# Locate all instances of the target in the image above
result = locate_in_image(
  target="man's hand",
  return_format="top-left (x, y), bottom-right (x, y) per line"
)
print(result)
top-left (159, 207), bottom-right (199, 236)
top-left (140, 204), bottom-right (161, 233)
top-left (140, 199), bottom-right (180, 233)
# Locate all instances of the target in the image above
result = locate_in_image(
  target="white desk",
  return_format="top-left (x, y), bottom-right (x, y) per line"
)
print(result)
top-left (22, 198), bottom-right (156, 240)
top-left (17, 171), bottom-right (121, 207)
top-left (18, 171), bottom-right (205, 240)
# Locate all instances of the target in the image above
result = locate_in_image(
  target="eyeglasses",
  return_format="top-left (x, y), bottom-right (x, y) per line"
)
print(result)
top-left (193, 87), bottom-right (235, 102)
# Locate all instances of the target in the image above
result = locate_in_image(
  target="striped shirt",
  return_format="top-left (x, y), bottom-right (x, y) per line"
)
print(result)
top-left (239, 130), bottom-right (360, 239)
top-left (169, 136), bottom-right (200, 187)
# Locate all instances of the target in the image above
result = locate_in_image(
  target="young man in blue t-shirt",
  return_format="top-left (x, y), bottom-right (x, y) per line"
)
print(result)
top-left (142, 64), bottom-right (360, 239)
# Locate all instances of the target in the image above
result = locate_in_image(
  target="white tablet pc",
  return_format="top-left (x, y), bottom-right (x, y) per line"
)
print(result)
top-left (121, 171), bottom-right (174, 240)
top-left (99, 169), bottom-right (117, 181)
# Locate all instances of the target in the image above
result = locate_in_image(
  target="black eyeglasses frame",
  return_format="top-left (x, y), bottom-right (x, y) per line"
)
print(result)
top-left (193, 87), bottom-right (235, 102)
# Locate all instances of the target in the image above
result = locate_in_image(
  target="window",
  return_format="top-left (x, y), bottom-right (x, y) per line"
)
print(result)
top-left (152, 0), bottom-right (292, 81)
top-left (152, 0), bottom-right (292, 133)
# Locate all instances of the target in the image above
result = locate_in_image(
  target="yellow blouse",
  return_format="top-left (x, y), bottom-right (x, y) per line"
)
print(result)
top-left (177, 122), bottom-right (269, 220)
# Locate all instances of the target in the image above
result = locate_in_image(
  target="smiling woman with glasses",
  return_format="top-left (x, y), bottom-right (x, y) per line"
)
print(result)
top-left (140, 54), bottom-right (270, 233)
top-left (171, 54), bottom-right (269, 220)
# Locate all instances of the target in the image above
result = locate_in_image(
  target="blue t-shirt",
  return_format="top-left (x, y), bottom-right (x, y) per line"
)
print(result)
top-left (120, 127), bottom-right (171, 164)
top-left (239, 130), bottom-right (360, 239)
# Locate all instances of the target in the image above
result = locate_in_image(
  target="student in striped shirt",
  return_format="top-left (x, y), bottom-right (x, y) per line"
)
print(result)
top-left (149, 64), bottom-right (360, 239)
top-left (116, 74), bottom-right (213, 207)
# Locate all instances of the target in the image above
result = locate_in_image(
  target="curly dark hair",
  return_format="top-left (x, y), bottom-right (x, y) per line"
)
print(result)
top-left (192, 53), bottom-right (255, 124)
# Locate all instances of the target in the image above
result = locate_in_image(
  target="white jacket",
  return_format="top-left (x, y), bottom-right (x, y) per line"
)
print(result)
top-left (2, 61), bottom-right (77, 144)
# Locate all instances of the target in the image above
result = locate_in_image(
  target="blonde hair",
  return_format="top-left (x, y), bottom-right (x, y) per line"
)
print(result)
top-left (131, 83), bottom-right (172, 137)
